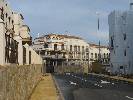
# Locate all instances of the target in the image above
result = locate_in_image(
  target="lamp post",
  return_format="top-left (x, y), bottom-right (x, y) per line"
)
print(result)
top-left (96, 12), bottom-right (101, 62)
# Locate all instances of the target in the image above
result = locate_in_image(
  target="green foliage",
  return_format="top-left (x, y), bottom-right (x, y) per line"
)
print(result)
top-left (91, 61), bottom-right (105, 74)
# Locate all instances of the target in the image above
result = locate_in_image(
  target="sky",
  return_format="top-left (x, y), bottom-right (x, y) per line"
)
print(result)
top-left (7, 0), bottom-right (129, 45)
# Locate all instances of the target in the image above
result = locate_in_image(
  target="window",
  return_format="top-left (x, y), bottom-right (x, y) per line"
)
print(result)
top-left (124, 50), bottom-right (126, 56)
top-left (104, 53), bottom-right (106, 58)
top-left (61, 44), bottom-right (64, 50)
top-left (70, 45), bottom-right (72, 51)
top-left (120, 66), bottom-right (123, 69)
top-left (95, 53), bottom-right (97, 59)
top-left (29, 51), bottom-right (31, 64)
top-left (123, 34), bottom-right (126, 40)
top-left (6, 13), bottom-right (8, 18)
top-left (0, 7), bottom-right (4, 20)
top-left (109, 53), bottom-right (110, 57)
top-left (44, 43), bottom-right (48, 48)
top-left (23, 46), bottom-right (26, 64)
top-left (111, 37), bottom-right (114, 48)
top-left (54, 44), bottom-right (57, 50)
top-left (91, 53), bottom-right (93, 58)
top-left (8, 17), bottom-right (11, 23)
top-left (82, 46), bottom-right (84, 52)
top-left (86, 47), bottom-right (89, 52)
top-left (78, 46), bottom-right (80, 52)
top-left (107, 53), bottom-right (108, 58)
top-left (74, 45), bottom-right (77, 52)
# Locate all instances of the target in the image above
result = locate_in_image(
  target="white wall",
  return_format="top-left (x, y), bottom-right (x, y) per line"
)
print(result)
top-left (109, 10), bottom-right (133, 74)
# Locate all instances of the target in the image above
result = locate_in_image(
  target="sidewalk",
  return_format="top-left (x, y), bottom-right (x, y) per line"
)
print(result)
top-left (29, 74), bottom-right (59, 100)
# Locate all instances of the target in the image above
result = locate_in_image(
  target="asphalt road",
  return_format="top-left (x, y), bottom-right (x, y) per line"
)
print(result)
top-left (53, 73), bottom-right (133, 100)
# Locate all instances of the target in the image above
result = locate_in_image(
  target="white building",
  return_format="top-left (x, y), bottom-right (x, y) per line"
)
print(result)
top-left (109, 2), bottom-right (133, 75)
top-left (0, 0), bottom-right (42, 66)
top-left (89, 43), bottom-right (110, 64)
top-left (33, 33), bottom-right (110, 73)
top-left (33, 33), bottom-right (89, 61)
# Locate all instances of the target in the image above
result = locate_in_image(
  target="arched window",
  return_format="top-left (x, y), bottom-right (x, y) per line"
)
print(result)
top-left (91, 53), bottom-right (93, 58)
top-left (104, 53), bottom-right (106, 58)
top-left (54, 44), bottom-right (57, 50)
top-left (61, 44), bottom-right (64, 50)
top-left (95, 53), bottom-right (97, 58)
top-left (70, 45), bottom-right (72, 51)
top-left (78, 46), bottom-right (80, 52)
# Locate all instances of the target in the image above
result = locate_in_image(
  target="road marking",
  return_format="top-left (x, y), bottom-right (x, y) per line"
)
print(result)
top-left (112, 83), bottom-right (114, 85)
top-left (69, 81), bottom-right (77, 85)
top-left (94, 83), bottom-right (97, 86)
top-left (100, 85), bottom-right (103, 88)
top-left (101, 80), bottom-right (110, 84)
top-left (125, 96), bottom-right (133, 100)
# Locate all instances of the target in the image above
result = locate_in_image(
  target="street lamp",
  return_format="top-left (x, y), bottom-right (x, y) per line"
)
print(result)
top-left (96, 12), bottom-right (101, 62)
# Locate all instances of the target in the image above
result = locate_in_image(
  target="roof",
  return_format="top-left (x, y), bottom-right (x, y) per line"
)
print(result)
top-left (35, 33), bottom-right (83, 40)
top-left (89, 43), bottom-right (108, 48)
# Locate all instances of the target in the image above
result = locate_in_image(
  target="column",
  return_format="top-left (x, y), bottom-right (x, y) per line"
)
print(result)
top-left (0, 19), bottom-right (5, 65)
top-left (24, 44), bottom-right (30, 65)
top-left (14, 36), bottom-right (23, 65)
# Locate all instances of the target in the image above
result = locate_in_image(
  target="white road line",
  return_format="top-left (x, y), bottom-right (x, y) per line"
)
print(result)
top-left (100, 85), bottom-right (103, 88)
top-left (101, 80), bottom-right (110, 84)
top-left (69, 81), bottom-right (77, 85)
top-left (112, 83), bottom-right (114, 85)
top-left (94, 83), bottom-right (97, 86)
top-left (125, 96), bottom-right (133, 100)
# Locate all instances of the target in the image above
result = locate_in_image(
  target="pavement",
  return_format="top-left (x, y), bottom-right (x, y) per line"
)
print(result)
top-left (54, 73), bottom-right (133, 100)
top-left (29, 74), bottom-right (59, 100)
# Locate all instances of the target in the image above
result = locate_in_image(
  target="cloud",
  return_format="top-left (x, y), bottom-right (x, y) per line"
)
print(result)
top-left (7, 0), bottom-right (128, 45)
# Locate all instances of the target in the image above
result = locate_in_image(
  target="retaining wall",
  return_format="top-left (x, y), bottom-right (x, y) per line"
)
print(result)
top-left (0, 64), bottom-right (42, 100)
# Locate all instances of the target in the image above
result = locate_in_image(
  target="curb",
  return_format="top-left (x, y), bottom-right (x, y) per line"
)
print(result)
top-left (52, 75), bottom-right (65, 100)
top-left (88, 73), bottom-right (133, 83)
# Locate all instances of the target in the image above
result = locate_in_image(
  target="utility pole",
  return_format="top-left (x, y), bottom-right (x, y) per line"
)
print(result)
top-left (96, 12), bottom-right (101, 62)
top-left (98, 40), bottom-right (101, 62)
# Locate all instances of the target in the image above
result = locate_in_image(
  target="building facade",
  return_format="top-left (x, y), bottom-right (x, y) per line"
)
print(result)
top-left (89, 43), bottom-right (110, 64)
top-left (109, 2), bottom-right (133, 75)
top-left (33, 33), bottom-right (110, 73)
top-left (0, 0), bottom-right (42, 65)
top-left (33, 34), bottom-right (89, 71)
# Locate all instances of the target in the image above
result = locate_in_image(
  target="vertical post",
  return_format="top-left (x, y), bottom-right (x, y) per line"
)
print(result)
top-left (0, 19), bottom-right (5, 65)
top-left (98, 41), bottom-right (101, 62)
top-left (96, 12), bottom-right (101, 63)
top-left (14, 36), bottom-right (23, 65)
top-left (22, 44), bottom-right (30, 65)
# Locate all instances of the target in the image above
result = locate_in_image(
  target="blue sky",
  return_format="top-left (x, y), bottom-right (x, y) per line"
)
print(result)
top-left (8, 0), bottom-right (129, 45)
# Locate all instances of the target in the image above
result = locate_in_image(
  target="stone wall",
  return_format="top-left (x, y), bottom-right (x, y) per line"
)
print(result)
top-left (0, 64), bottom-right (43, 100)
